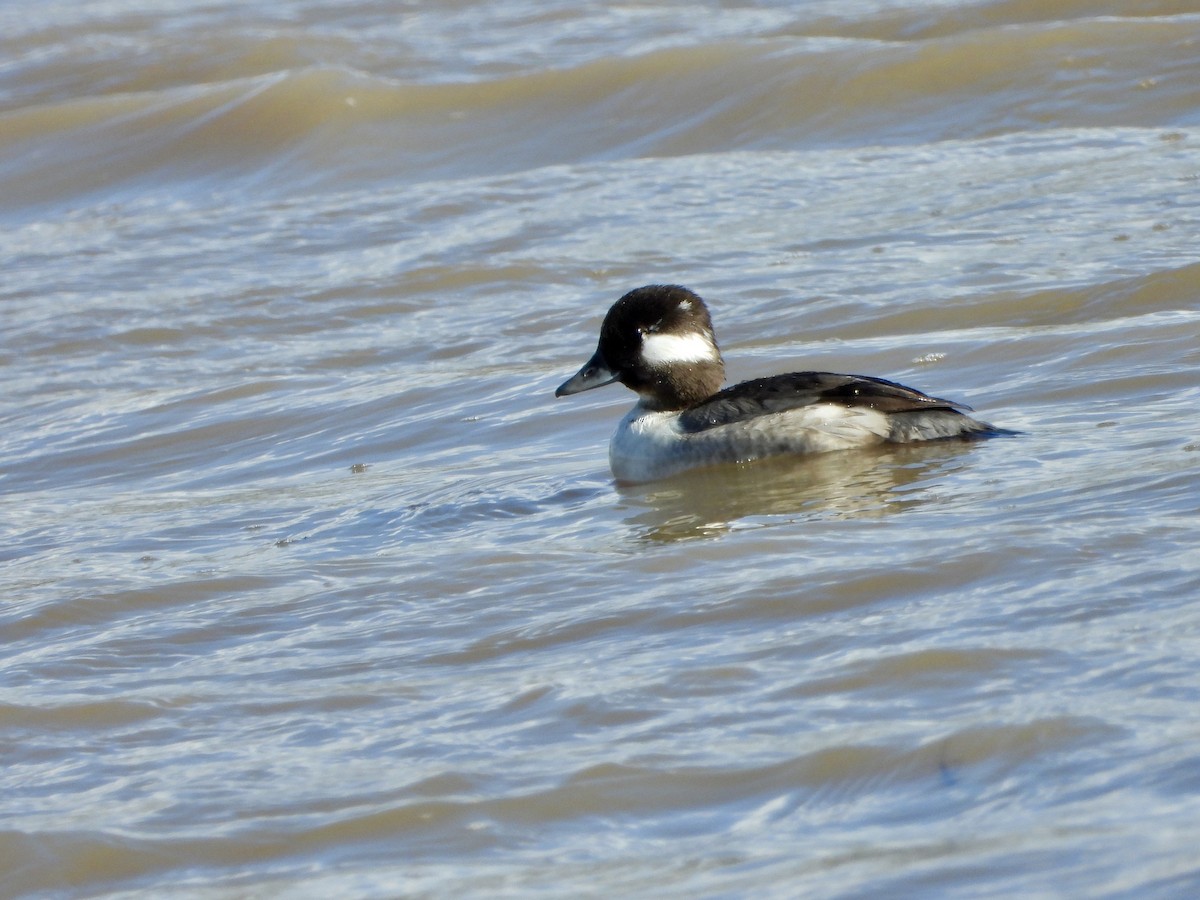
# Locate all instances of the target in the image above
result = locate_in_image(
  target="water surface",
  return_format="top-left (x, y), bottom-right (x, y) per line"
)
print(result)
top-left (4, 1), bottom-right (1200, 896)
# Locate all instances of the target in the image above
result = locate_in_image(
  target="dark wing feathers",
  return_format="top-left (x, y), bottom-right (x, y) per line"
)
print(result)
top-left (677, 372), bottom-right (970, 433)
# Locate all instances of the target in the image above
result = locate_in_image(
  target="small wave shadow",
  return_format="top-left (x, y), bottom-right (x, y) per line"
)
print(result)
top-left (616, 441), bottom-right (984, 543)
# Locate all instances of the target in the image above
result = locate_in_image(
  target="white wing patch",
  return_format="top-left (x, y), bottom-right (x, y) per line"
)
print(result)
top-left (641, 331), bottom-right (718, 366)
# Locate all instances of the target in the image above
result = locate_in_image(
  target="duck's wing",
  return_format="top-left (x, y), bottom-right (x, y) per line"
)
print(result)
top-left (677, 372), bottom-right (971, 433)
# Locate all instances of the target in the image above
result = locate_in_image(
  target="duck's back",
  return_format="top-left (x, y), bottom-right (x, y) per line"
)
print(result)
top-left (608, 372), bottom-right (1005, 482)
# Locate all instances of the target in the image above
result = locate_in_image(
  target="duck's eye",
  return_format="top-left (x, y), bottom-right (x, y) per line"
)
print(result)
top-left (641, 319), bottom-right (664, 336)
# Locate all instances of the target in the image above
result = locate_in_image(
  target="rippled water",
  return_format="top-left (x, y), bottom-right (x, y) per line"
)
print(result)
top-left (4, 1), bottom-right (1200, 896)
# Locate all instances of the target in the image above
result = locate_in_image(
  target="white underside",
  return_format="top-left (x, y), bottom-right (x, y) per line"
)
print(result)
top-left (608, 402), bottom-right (894, 483)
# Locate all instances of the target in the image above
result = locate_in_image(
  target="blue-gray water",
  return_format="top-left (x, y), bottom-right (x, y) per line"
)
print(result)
top-left (4, 1), bottom-right (1200, 896)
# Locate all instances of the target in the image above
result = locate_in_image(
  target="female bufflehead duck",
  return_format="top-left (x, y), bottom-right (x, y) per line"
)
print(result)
top-left (556, 285), bottom-right (1010, 483)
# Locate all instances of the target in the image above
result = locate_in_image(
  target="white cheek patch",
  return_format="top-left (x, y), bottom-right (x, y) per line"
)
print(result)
top-left (641, 331), bottom-right (718, 367)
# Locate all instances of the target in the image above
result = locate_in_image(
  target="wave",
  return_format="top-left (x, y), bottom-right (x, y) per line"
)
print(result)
top-left (0, 13), bottom-right (1195, 209)
top-left (0, 714), bottom-right (1113, 894)
top-left (796, 0), bottom-right (1200, 42)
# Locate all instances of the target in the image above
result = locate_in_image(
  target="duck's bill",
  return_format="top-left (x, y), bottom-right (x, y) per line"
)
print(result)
top-left (555, 349), bottom-right (619, 396)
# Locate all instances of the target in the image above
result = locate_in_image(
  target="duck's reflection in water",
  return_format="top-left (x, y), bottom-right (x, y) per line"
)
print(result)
top-left (616, 441), bottom-right (980, 542)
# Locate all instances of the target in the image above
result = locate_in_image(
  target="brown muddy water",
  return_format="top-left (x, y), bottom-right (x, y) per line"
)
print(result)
top-left (3, 1), bottom-right (1200, 896)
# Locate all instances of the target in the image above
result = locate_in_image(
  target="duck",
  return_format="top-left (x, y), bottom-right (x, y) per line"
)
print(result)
top-left (555, 284), bottom-right (1011, 482)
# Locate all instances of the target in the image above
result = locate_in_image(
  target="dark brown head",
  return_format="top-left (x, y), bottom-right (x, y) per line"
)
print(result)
top-left (556, 285), bottom-right (726, 410)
